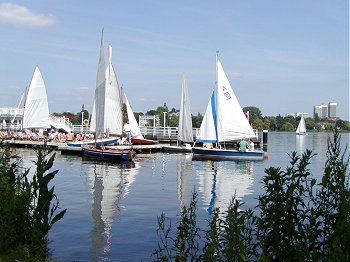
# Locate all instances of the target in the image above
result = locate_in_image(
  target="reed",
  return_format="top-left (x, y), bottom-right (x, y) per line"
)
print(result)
top-left (0, 141), bottom-right (66, 261)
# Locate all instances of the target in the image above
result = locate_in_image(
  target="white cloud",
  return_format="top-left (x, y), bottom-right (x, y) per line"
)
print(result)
top-left (0, 2), bottom-right (57, 27)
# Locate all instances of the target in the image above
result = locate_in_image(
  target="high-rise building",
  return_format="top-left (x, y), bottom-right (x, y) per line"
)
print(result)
top-left (314, 102), bottom-right (337, 120)
top-left (321, 104), bottom-right (328, 119)
top-left (314, 105), bottom-right (322, 119)
top-left (328, 102), bottom-right (337, 118)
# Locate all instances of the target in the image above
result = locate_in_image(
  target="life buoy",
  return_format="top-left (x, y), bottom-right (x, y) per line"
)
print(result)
top-left (83, 119), bottom-right (89, 125)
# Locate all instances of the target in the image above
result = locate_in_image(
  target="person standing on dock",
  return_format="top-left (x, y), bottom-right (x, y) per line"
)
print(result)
top-left (123, 120), bottom-right (132, 145)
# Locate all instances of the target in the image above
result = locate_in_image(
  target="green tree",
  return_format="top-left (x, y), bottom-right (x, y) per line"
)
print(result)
top-left (192, 113), bottom-right (203, 128)
top-left (282, 122), bottom-right (294, 131)
top-left (252, 118), bottom-right (264, 130)
top-left (243, 106), bottom-right (262, 123)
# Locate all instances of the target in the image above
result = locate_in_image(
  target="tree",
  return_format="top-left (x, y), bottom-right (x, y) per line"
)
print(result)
top-left (282, 122), bottom-right (294, 131)
top-left (192, 113), bottom-right (203, 128)
top-left (243, 106), bottom-right (262, 123)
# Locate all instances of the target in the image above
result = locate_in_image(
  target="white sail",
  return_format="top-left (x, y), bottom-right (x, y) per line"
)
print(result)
top-left (196, 90), bottom-right (217, 143)
top-left (125, 95), bottom-right (144, 139)
top-left (23, 66), bottom-right (50, 129)
top-left (105, 45), bottom-right (123, 136)
top-left (216, 59), bottom-right (255, 141)
top-left (94, 32), bottom-right (106, 139)
top-left (196, 54), bottom-right (255, 143)
top-left (178, 75), bottom-right (193, 143)
top-left (296, 115), bottom-right (307, 135)
top-left (89, 102), bottom-right (96, 132)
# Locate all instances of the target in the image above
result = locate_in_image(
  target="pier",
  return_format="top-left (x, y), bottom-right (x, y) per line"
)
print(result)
top-left (2, 139), bottom-right (168, 155)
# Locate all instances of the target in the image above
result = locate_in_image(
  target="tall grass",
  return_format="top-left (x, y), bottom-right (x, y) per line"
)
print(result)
top-left (153, 131), bottom-right (350, 261)
top-left (0, 142), bottom-right (66, 261)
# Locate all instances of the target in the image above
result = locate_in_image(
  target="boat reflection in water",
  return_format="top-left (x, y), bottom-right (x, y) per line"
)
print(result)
top-left (194, 160), bottom-right (254, 215)
top-left (296, 134), bottom-right (306, 154)
top-left (81, 160), bottom-right (139, 261)
top-left (177, 154), bottom-right (195, 209)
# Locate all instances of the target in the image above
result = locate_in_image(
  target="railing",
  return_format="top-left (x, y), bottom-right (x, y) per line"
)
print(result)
top-left (49, 115), bottom-right (73, 132)
top-left (70, 125), bottom-right (260, 141)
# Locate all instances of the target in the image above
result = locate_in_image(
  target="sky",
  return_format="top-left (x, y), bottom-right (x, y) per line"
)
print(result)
top-left (0, 1), bottom-right (348, 120)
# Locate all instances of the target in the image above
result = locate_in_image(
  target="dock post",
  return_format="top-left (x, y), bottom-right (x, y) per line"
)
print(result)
top-left (262, 130), bottom-right (268, 152)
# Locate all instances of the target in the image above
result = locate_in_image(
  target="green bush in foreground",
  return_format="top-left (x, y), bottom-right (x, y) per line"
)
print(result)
top-left (0, 142), bottom-right (66, 261)
top-left (153, 131), bottom-right (350, 261)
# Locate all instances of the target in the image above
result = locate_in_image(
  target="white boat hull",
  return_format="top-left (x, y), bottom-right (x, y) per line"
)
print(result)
top-left (163, 145), bottom-right (192, 153)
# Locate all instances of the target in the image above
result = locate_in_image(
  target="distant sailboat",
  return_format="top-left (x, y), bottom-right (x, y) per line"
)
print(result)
top-left (22, 66), bottom-right (51, 130)
top-left (192, 52), bottom-right (264, 161)
top-left (163, 74), bottom-right (193, 152)
top-left (296, 115), bottom-right (307, 135)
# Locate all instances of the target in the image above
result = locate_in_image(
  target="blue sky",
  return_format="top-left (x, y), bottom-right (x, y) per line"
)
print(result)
top-left (0, 1), bottom-right (348, 120)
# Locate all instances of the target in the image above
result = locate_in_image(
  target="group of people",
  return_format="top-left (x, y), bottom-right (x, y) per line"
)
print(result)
top-left (239, 138), bottom-right (255, 152)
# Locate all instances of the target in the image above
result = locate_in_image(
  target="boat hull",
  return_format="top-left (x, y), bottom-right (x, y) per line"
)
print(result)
top-left (163, 145), bottom-right (192, 153)
top-left (67, 137), bottom-right (120, 147)
top-left (82, 145), bottom-right (135, 161)
top-left (131, 138), bottom-right (158, 145)
top-left (296, 133), bottom-right (308, 136)
top-left (192, 147), bottom-right (264, 161)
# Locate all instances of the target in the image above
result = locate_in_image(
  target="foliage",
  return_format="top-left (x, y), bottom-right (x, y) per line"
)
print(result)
top-left (52, 104), bottom-right (350, 131)
top-left (153, 131), bottom-right (350, 261)
top-left (0, 142), bottom-right (66, 261)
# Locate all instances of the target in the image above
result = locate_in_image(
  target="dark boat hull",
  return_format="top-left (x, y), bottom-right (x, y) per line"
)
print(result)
top-left (82, 145), bottom-right (135, 161)
top-left (192, 147), bottom-right (264, 161)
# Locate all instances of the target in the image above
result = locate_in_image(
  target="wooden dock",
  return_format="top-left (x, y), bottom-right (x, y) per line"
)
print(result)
top-left (2, 139), bottom-right (168, 155)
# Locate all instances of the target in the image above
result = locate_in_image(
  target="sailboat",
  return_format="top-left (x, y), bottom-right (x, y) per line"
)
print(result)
top-left (125, 95), bottom-right (158, 145)
top-left (23, 66), bottom-right (51, 131)
top-left (192, 52), bottom-right (264, 161)
top-left (82, 33), bottom-right (134, 161)
top-left (67, 40), bottom-right (122, 147)
top-left (296, 115), bottom-right (307, 135)
top-left (163, 74), bottom-right (193, 152)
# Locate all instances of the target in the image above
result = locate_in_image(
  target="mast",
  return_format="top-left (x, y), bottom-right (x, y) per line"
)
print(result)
top-left (215, 51), bottom-right (219, 146)
top-left (11, 93), bottom-right (24, 129)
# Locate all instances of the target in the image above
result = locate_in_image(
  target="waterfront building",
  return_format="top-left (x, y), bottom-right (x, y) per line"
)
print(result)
top-left (0, 107), bottom-right (23, 130)
top-left (328, 102), bottom-right (337, 118)
top-left (295, 112), bottom-right (309, 118)
top-left (314, 102), bottom-right (337, 120)
top-left (313, 105), bottom-right (322, 119)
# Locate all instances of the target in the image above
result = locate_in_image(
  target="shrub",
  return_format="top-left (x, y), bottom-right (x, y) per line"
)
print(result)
top-left (0, 142), bottom-right (66, 261)
top-left (153, 131), bottom-right (350, 261)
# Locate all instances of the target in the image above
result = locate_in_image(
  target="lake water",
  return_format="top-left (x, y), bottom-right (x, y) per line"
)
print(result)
top-left (14, 132), bottom-right (349, 261)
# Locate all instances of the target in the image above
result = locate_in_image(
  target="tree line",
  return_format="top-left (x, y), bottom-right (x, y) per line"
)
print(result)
top-left (53, 104), bottom-right (350, 132)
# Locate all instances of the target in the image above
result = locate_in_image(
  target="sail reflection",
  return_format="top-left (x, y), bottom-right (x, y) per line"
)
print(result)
top-left (82, 160), bottom-right (139, 261)
top-left (195, 160), bottom-right (254, 214)
top-left (296, 134), bottom-right (306, 153)
top-left (177, 154), bottom-right (194, 209)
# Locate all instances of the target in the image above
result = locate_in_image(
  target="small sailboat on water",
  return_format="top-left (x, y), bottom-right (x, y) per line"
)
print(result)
top-left (163, 74), bottom-right (193, 153)
top-left (296, 115), bottom-right (307, 135)
top-left (192, 52), bottom-right (264, 161)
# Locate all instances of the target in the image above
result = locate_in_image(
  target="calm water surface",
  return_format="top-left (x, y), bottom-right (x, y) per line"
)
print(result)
top-left (15, 132), bottom-right (349, 261)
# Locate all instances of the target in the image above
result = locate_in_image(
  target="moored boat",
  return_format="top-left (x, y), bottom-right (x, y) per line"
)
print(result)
top-left (163, 74), bottom-right (193, 153)
top-left (82, 145), bottom-right (135, 161)
top-left (192, 52), bottom-right (264, 161)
